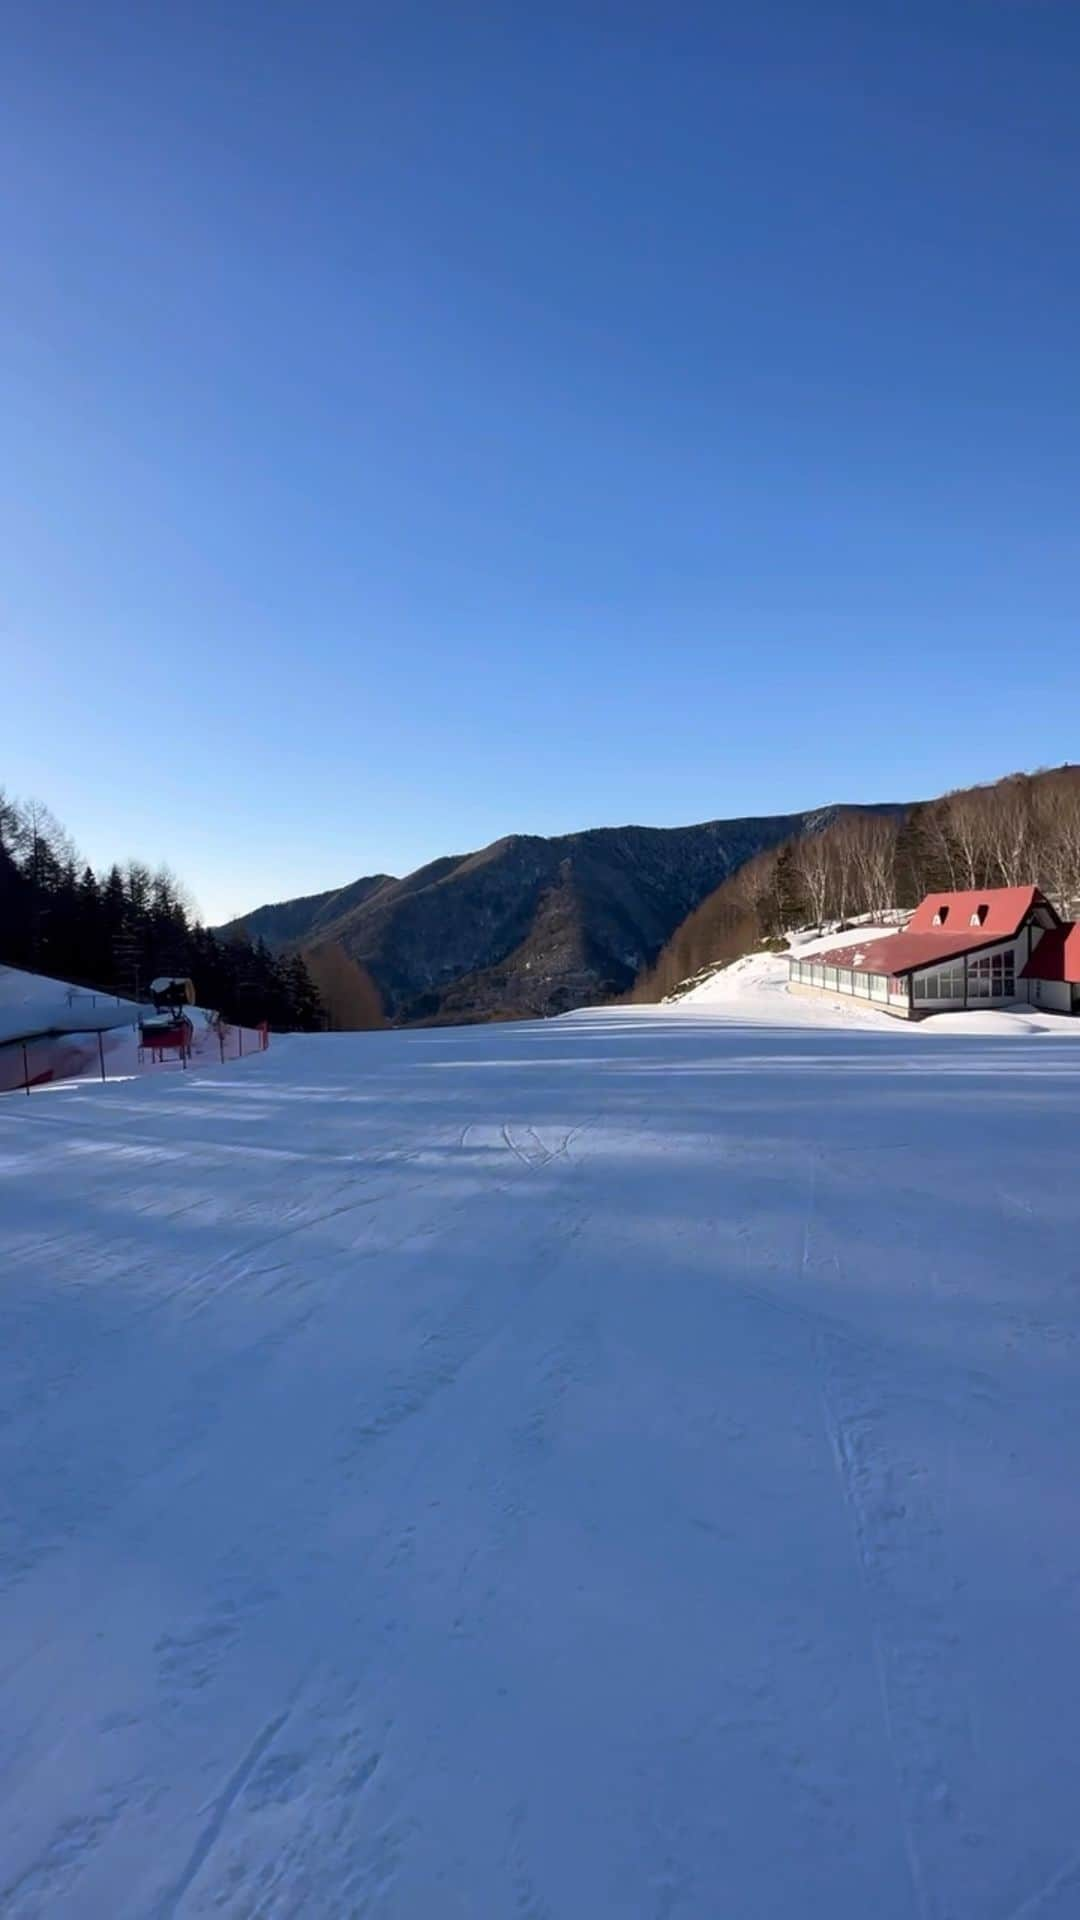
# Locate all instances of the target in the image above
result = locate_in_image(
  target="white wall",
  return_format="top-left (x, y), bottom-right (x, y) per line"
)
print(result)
top-left (1029, 978), bottom-right (1072, 1014)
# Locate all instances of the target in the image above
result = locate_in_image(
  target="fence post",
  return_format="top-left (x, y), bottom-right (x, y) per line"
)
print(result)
top-left (22, 1042), bottom-right (30, 1095)
top-left (98, 1031), bottom-right (106, 1083)
top-left (238, 1027), bottom-right (243, 1058)
top-left (219, 1028), bottom-right (225, 1064)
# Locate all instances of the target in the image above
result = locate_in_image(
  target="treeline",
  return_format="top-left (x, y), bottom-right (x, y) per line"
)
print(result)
top-left (0, 791), bottom-right (324, 1031)
top-left (632, 767), bottom-right (1080, 1001)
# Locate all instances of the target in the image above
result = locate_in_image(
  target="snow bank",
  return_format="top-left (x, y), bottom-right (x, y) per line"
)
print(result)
top-left (0, 963), bottom-right (141, 1045)
top-left (671, 926), bottom-right (899, 1026)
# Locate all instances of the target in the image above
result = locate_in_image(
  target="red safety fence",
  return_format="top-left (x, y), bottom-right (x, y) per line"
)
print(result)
top-left (0, 1020), bottom-right (270, 1096)
top-left (194, 1020), bottom-right (271, 1067)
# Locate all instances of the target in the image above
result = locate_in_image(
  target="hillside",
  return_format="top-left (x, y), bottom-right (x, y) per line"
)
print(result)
top-left (228, 873), bottom-right (396, 950)
top-left (223, 805), bottom-right (905, 1026)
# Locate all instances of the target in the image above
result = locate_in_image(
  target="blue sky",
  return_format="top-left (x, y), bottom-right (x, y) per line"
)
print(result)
top-left (3, 1), bottom-right (1078, 923)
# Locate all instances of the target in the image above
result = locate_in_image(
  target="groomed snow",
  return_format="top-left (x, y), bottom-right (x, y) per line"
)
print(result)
top-left (3, 977), bottom-right (1080, 1915)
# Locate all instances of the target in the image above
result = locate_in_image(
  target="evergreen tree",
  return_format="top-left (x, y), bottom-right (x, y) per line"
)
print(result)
top-left (0, 793), bottom-right (325, 1032)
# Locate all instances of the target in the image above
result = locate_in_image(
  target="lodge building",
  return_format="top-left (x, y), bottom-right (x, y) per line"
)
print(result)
top-left (787, 887), bottom-right (1080, 1019)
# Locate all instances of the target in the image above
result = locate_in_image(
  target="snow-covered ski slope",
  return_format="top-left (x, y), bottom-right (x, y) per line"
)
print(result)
top-left (3, 982), bottom-right (1080, 1916)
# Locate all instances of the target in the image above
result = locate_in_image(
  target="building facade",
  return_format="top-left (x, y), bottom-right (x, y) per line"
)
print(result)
top-left (788, 887), bottom-right (1080, 1018)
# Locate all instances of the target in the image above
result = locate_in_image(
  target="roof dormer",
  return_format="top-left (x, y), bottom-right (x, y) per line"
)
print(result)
top-left (932, 904), bottom-right (949, 926)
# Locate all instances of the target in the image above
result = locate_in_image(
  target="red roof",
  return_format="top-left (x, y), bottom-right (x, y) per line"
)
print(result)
top-left (907, 887), bottom-right (1046, 937)
top-left (812, 887), bottom-right (1058, 979)
top-left (1021, 924), bottom-right (1080, 983)
top-left (812, 930), bottom-right (1015, 978)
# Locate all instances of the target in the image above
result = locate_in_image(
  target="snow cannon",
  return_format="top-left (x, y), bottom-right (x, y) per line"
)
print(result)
top-left (149, 976), bottom-right (196, 1016)
top-left (142, 978), bottom-right (196, 1065)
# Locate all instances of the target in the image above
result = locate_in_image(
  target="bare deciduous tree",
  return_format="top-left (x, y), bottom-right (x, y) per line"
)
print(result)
top-left (793, 832), bottom-right (831, 931)
top-left (918, 804), bottom-right (961, 892)
top-left (982, 778), bottom-right (1033, 888)
top-left (847, 813), bottom-right (896, 922)
top-left (945, 789), bottom-right (992, 891)
top-left (1031, 774), bottom-right (1080, 915)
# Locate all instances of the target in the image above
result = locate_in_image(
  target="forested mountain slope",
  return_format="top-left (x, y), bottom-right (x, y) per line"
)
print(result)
top-left (224, 805), bottom-right (905, 1025)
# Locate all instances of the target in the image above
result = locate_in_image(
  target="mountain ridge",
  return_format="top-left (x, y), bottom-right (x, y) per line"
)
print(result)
top-left (220, 803), bottom-right (907, 1027)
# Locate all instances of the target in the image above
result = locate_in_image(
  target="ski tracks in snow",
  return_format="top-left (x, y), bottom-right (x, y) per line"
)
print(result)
top-left (457, 1118), bottom-right (594, 1173)
top-left (803, 1153), bottom-right (983, 1920)
top-left (817, 1352), bottom-right (933, 1920)
top-left (154, 1704), bottom-right (299, 1919)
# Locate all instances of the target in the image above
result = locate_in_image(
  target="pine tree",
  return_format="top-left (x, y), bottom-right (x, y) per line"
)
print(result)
top-left (285, 952), bottom-right (325, 1030)
top-left (0, 796), bottom-right (333, 1028)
